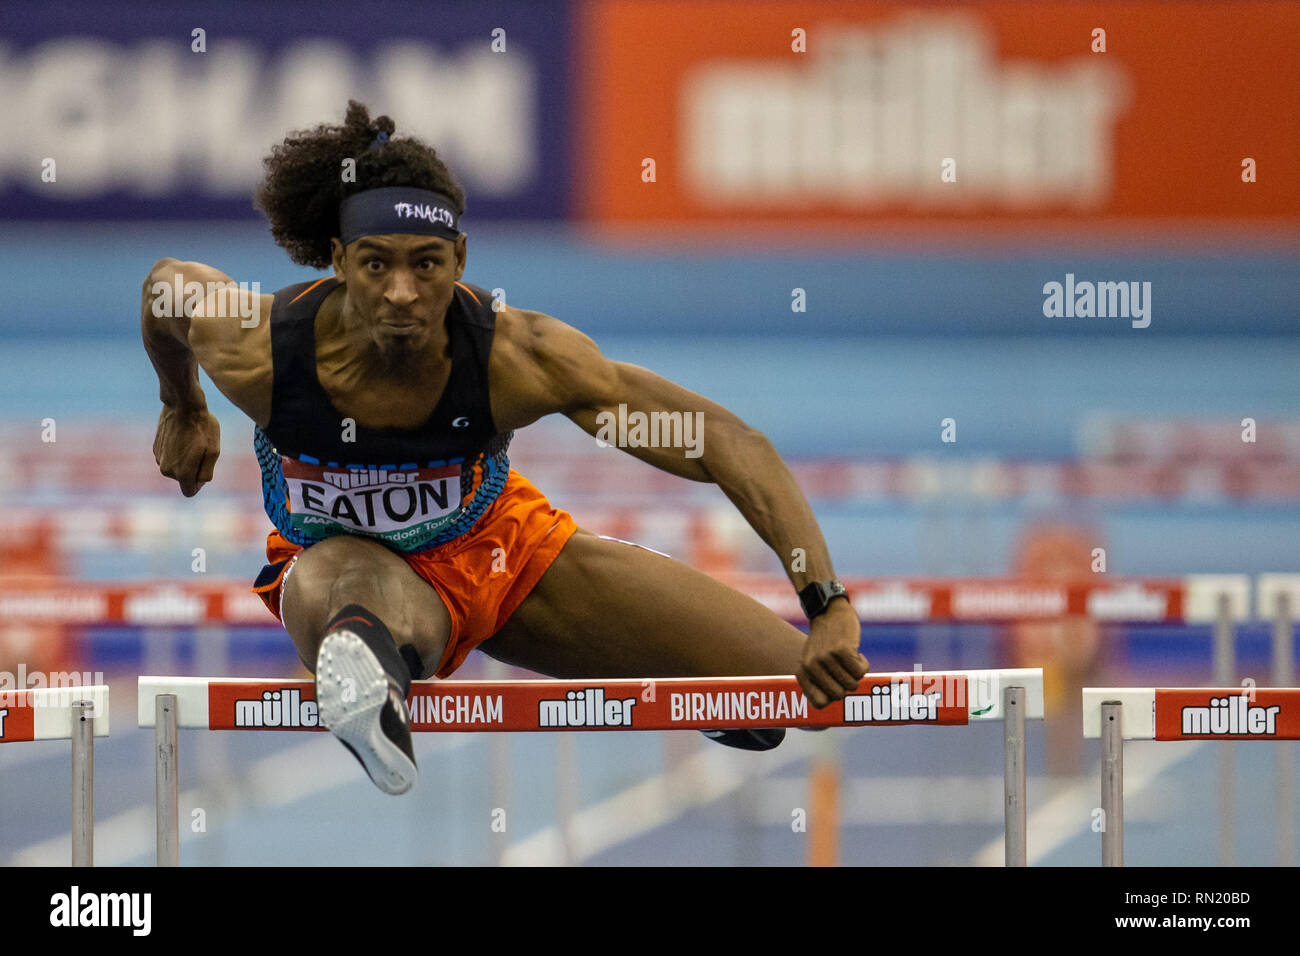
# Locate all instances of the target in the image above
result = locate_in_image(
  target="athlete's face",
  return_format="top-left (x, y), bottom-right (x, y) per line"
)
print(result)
top-left (331, 232), bottom-right (467, 370)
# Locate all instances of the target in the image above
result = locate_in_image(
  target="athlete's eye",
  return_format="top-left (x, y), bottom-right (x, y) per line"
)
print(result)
top-left (364, 259), bottom-right (384, 272)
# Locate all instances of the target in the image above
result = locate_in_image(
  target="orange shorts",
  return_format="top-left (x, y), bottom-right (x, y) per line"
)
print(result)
top-left (251, 467), bottom-right (578, 678)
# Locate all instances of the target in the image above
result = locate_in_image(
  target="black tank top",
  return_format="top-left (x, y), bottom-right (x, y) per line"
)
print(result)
top-left (253, 276), bottom-right (514, 553)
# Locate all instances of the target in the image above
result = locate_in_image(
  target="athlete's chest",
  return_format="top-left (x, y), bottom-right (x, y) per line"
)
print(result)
top-left (311, 319), bottom-right (453, 431)
top-left (268, 347), bottom-right (473, 549)
top-left (315, 366), bottom-right (449, 431)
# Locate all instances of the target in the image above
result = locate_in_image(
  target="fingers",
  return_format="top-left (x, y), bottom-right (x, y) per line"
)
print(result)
top-left (799, 651), bottom-right (872, 710)
top-left (834, 647), bottom-right (870, 681)
top-left (197, 447), bottom-right (218, 484)
top-left (795, 667), bottom-right (831, 709)
top-left (164, 449), bottom-right (211, 497)
top-left (822, 653), bottom-right (863, 691)
top-left (184, 448), bottom-right (218, 496)
top-left (799, 659), bottom-right (851, 709)
top-left (181, 450), bottom-right (215, 497)
top-left (155, 409), bottom-right (218, 496)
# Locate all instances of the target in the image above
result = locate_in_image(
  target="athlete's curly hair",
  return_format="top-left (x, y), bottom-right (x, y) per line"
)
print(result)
top-left (253, 100), bottom-right (466, 269)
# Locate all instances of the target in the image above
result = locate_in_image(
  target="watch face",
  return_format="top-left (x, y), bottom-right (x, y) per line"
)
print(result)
top-left (801, 582), bottom-right (830, 617)
top-left (800, 581), bottom-right (847, 618)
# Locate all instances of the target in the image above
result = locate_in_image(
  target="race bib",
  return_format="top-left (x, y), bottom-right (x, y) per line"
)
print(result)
top-left (281, 458), bottom-right (464, 549)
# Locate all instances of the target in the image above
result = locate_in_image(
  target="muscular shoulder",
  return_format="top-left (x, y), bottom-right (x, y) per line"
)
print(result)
top-left (188, 283), bottom-right (276, 428)
top-left (488, 305), bottom-right (618, 431)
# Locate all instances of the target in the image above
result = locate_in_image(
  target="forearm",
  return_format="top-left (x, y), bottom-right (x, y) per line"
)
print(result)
top-left (141, 260), bottom-right (206, 412)
top-left (703, 425), bottom-right (837, 590)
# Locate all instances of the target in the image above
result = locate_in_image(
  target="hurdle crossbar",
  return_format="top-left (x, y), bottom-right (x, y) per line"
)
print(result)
top-left (1083, 686), bottom-right (1300, 866)
top-left (0, 685), bottom-right (110, 866)
top-left (139, 669), bottom-right (1042, 866)
top-left (140, 669), bottom-right (1042, 731)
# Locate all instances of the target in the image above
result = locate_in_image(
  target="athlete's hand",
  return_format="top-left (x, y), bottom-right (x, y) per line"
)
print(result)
top-left (797, 598), bottom-right (868, 708)
top-left (153, 404), bottom-right (220, 497)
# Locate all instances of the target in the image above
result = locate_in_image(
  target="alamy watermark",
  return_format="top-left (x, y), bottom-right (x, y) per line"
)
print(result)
top-left (0, 664), bottom-right (105, 709)
top-left (594, 404), bottom-right (704, 459)
top-left (1042, 273), bottom-right (1151, 329)
top-left (151, 274), bottom-right (261, 328)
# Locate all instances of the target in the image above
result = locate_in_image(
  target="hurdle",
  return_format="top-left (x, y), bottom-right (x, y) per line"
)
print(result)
top-left (1083, 685), bottom-right (1300, 866)
top-left (0, 685), bottom-right (111, 866)
top-left (139, 667), bottom-right (1043, 866)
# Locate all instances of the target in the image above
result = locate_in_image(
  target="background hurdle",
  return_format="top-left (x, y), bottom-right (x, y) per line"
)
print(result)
top-left (3, 572), bottom-right (1288, 865)
top-left (1083, 686), bottom-right (1300, 866)
top-left (0, 685), bottom-right (110, 866)
top-left (19, 573), bottom-right (1283, 864)
top-left (139, 668), bottom-right (1043, 866)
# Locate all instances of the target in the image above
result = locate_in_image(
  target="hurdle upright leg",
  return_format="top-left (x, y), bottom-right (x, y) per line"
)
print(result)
top-left (155, 694), bottom-right (179, 867)
top-left (1100, 701), bottom-right (1124, 867)
top-left (71, 699), bottom-right (96, 867)
top-left (1003, 686), bottom-right (1026, 867)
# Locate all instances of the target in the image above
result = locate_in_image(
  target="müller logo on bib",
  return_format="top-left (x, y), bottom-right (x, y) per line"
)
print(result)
top-left (1155, 689), bottom-right (1300, 740)
top-left (281, 458), bottom-right (463, 548)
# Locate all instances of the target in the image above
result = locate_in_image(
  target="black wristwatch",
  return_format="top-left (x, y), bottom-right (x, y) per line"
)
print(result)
top-left (798, 580), bottom-right (849, 620)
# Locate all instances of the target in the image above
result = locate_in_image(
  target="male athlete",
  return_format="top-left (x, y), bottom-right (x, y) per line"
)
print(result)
top-left (142, 101), bottom-right (866, 794)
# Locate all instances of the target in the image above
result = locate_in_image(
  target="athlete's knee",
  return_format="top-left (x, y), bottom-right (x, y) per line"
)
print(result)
top-left (324, 562), bottom-right (389, 614)
top-left (282, 538), bottom-right (387, 640)
top-left (304, 537), bottom-right (402, 620)
top-left (321, 564), bottom-right (447, 678)
top-left (283, 536), bottom-right (448, 677)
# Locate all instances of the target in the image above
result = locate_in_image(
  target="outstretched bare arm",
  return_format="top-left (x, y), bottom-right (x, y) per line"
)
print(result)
top-left (495, 308), bottom-right (867, 706)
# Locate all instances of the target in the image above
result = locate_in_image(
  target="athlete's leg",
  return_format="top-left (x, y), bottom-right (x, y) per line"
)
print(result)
top-left (278, 534), bottom-right (455, 794)
top-left (480, 528), bottom-right (810, 683)
top-left (279, 534), bottom-right (453, 679)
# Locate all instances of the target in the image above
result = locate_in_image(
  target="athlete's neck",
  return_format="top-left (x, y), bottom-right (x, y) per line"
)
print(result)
top-left (320, 286), bottom-right (452, 390)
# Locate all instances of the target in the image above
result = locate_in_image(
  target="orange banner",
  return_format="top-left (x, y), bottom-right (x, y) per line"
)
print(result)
top-left (204, 675), bottom-right (972, 731)
top-left (1155, 688), bottom-right (1300, 740)
top-left (576, 1), bottom-right (1300, 227)
top-left (0, 692), bottom-right (37, 743)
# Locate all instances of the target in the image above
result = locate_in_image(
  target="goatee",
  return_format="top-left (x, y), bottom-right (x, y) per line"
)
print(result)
top-left (374, 339), bottom-right (425, 382)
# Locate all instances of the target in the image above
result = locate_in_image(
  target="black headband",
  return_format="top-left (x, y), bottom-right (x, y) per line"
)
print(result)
top-left (338, 186), bottom-right (462, 245)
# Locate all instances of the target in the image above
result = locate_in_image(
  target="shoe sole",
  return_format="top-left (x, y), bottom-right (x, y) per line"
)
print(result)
top-left (316, 630), bottom-right (417, 795)
top-left (698, 728), bottom-right (785, 751)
